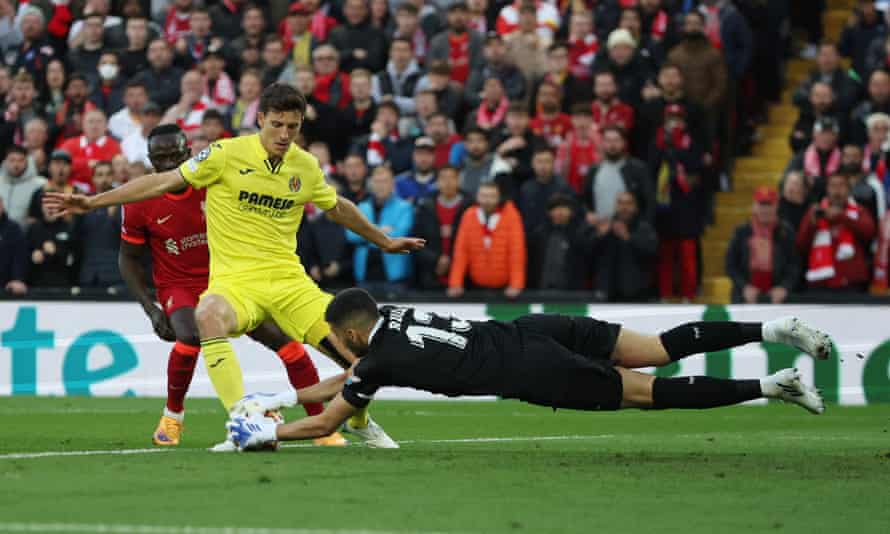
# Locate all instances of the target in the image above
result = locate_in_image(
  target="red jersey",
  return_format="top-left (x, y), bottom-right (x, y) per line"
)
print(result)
top-left (120, 186), bottom-right (209, 290)
top-left (448, 33), bottom-right (471, 83)
top-left (530, 113), bottom-right (573, 147)
top-left (164, 8), bottom-right (191, 44)
top-left (591, 100), bottom-right (635, 134)
top-left (435, 195), bottom-right (464, 284)
top-left (556, 133), bottom-right (599, 194)
top-left (59, 135), bottom-right (122, 193)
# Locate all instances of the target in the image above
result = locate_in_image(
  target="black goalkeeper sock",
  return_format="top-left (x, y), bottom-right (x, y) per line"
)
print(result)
top-left (659, 321), bottom-right (762, 361)
top-left (652, 376), bottom-right (763, 409)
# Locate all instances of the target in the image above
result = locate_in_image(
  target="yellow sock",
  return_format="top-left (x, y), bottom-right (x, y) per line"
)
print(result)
top-left (201, 337), bottom-right (245, 411)
top-left (348, 406), bottom-right (370, 428)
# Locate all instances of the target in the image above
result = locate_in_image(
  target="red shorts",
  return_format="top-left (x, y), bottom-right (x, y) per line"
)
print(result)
top-left (156, 285), bottom-right (207, 316)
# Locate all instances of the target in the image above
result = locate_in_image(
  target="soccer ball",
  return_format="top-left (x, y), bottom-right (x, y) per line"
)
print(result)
top-left (230, 395), bottom-right (285, 451)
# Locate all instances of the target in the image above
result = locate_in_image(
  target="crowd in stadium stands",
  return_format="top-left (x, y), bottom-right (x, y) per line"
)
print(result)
top-left (2, 0), bottom-right (887, 302)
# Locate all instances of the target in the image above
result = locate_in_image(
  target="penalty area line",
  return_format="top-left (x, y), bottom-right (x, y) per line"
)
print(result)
top-left (0, 523), bottom-right (457, 534)
top-left (0, 434), bottom-right (616, 461)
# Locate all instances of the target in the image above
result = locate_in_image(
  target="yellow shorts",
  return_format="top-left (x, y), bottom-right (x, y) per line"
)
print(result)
top-left (202, 273), bottom-right (333, 346)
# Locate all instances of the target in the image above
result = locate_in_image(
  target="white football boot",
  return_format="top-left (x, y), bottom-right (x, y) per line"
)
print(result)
top-left (763, 317), bottom-right (832, 360)
top-left (761, 368), bottom-right (825, 414)
top-left (340, 418), bottom-right (399, 449)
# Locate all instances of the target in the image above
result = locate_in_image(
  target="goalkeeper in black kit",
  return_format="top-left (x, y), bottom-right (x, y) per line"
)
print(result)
top-left (227, 288), bottom-right (830, 449)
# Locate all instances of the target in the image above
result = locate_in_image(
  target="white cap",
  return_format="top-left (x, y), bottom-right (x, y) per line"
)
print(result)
top-left (607, 28), bottom-right (637, 50)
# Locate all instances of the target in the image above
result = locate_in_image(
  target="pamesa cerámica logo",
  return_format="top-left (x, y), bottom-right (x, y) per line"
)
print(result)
top-left (2, 307), bottom-right (138, 395)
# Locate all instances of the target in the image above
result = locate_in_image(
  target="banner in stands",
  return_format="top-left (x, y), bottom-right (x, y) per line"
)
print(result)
top-left (0, 302), bottom-right (888, 404)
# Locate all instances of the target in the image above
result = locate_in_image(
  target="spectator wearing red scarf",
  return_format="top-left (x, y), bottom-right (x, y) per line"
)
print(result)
top-left (556, 104), bottom-right (600, 194)
top-left (797, 174), bottom-right (875, 292)
top-left (649, 104), bottom-right (703, 301)
top-left (726, 187), bottom-right (800, 304)
top-left (163, 0), bottom-right (194, 44)
top-left (311, 44), bottom-right (352, 110)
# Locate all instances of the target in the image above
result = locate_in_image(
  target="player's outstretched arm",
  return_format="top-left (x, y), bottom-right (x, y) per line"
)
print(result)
top-left (325, 195), bottom-right (425, 254)
top-left (276, 394), bottom-right (358, 441)
top-left (43, 170), bottom-right (187, 216)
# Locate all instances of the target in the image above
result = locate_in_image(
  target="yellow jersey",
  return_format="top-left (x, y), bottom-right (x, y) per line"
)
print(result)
top-left (178, 134), bottom-right (337, 279)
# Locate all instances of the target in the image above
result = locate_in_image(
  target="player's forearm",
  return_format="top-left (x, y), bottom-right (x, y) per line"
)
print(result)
top-left (88, 171), bottom-right (186, 209)
top-left (326, 196), bottom-right (392, 249)
top-left (296, 373), bottom-right (348, 405)
top-left (275, 414), bottom-right (339, 441)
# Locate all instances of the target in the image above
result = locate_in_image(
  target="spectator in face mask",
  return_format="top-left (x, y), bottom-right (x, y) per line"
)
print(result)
top-left (89, 52), bottom-right (126, 115)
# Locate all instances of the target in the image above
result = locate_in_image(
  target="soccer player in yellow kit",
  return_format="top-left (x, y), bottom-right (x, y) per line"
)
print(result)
top-left (45, 84), bottom-right (425, 448)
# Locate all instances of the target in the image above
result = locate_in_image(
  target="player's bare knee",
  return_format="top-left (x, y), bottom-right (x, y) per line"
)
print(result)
top-left (195, 296), bottom-right (233, 338)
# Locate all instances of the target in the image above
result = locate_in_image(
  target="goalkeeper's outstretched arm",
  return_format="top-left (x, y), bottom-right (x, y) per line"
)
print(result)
top-left (44, 170), bottom-right (188, 216)
top-left (276, 394), bottom-right (358, 440)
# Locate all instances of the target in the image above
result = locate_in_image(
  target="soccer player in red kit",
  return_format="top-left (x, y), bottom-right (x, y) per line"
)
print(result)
top-left (118, 124), bottom-right (345, 447)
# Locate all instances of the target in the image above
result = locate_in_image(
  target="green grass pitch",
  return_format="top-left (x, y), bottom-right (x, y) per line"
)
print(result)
top-left (0, 397), bottom-right (888, 534)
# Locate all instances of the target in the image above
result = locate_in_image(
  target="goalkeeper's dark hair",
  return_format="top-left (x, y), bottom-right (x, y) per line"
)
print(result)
top-left (147, 124), bottom-right (185, 143)
top-left (325, 288), bottom-right (380, 329)
top-left (259, 83), bottom-right (307, 115)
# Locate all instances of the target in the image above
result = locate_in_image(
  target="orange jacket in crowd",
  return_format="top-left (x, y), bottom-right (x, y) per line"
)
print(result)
top-left (448, 201), bottom-right (527, 290)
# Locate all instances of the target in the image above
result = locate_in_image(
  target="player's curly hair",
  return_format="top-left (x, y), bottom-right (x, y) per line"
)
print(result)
top-left (259, 83), bottom-right (308, 115)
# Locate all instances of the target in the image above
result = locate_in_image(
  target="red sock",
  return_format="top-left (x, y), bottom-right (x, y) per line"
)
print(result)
top-left (277, 341), bottom-right (324, 417)
top-left (167, 341), bottom-right (200, 414)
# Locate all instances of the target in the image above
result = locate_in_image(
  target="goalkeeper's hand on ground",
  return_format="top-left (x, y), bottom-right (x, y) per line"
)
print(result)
top-left (230, 390), bottom-right (298, 417)
top-left (226, 416), bottom-right (278, 451)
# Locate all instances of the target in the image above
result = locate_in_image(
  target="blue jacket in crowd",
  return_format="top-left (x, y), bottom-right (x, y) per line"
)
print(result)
top-left (346, 194), bottom-right (414, 282)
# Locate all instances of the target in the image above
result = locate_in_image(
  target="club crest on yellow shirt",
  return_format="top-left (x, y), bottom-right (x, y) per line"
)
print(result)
top-left (288, 175), bottom-right (302, 193)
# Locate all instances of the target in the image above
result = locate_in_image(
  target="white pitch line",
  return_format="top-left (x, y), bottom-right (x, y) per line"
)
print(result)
top-left (0, 523), bottom-right (456, 534)
top-left (0, 435), bottom-right (616, 461)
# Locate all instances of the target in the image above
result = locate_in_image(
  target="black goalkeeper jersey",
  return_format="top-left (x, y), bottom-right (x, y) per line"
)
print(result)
top-left (341, 306), bottom-right (623, 411)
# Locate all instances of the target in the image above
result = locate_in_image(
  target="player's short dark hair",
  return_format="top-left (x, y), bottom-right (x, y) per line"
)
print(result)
top-left (325, 288), bottom-right (380, 328)
top-left (259, 83), bottom-right (307, 115)
top-left (147, 124), bottom-right (185, 142)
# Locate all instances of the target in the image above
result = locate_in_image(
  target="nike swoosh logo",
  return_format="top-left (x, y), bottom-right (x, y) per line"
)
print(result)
top-left (239, 169), bottom-right (255, 175)
top-left (156, 215), bottom-right (172, 225)
top-left (209, 358), bottom-right (226, 368)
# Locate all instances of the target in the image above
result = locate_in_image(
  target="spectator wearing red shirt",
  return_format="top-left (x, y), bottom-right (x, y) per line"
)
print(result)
top-left (59, 109), bottom-right (121, 193)
top-left (428, 2), bottom-right (484, 85)
top-left (426, 112), bottom-right (462, 168)
top-left (567, 9), bottom-right (598, 80)
top-left (797, 173), bottom-right (876, 293)
top-left (591, 70), bottom-right (635, 137)
top-left (530, 80), bottom-right (573, 147)
top-left (556, 103), bottom-right (600, 194)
